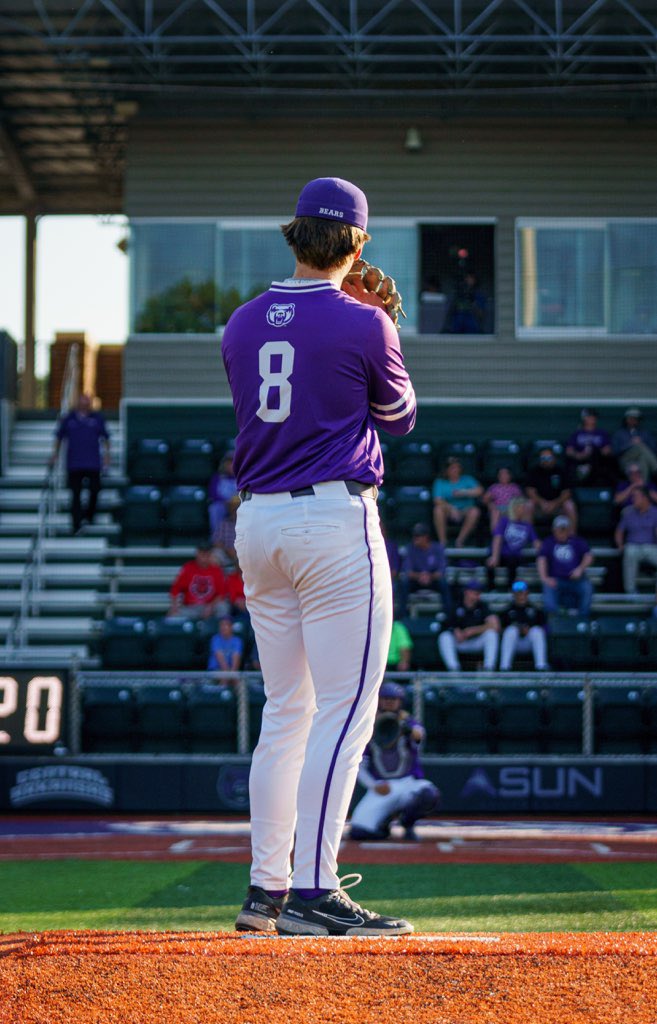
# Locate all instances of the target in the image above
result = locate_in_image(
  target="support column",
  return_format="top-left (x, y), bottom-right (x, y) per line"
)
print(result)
top-left (21, 213), bottom-right (37, 409)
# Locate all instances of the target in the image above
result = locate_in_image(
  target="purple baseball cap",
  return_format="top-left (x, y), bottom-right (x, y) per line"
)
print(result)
top-left (295, 177), bottom-right (368, 231)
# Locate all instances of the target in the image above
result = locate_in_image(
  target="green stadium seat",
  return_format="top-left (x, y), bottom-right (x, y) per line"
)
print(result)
top-left (548, 618), bottom-right (595, 670)
top-left (172, 438), bottom-right (216, 484)
top-left (493, 685), bottom-right (548, 754)
top-left (393, 441), bottom-right (436, 487)
top-left (80, 684), bottom-right (136, 753)
top-left (149, 617), bottom-right (210, 670)
top-left (479, 439), bottom-right (523, 484)
top-left (120, 485), bottom-right (165, 545)
top-left (437, 441), bottom-right (478, 476)
top-left (573, 487), bottom-right (615, 539)
top-left (164, 485), bottom-right (209, 544)
top-left (387, 486), bottom-right (433, 539)
top-left (591, 616), bottom-right (647, 669)
top-left (542, 686), bottom-right (585, 754)
top-left (402, 617), bottom-right (442, 670)
top-left (421, 683), bottom-right (443, 752)
top-left (134, 684), bottom-right (186, 753)
top-left (128, 438), bottom-right (172, 484)
top-left (435, 685), bottom-right (496, 754)
top-left (186, 682), bottom-right (238, 753)
top-left (594, 685), bottom-right (650, 755)
top-left (101, 616), bottom-right (152, 669)
top-left (248, 678), bottom-right (266, 751)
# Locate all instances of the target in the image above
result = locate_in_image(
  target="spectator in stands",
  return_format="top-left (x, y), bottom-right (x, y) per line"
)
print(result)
top-left (526, 446), bottom-right (577, 530)
top-left (387, 619), bottom-right (413, 672)
top-left (499, 580), bottom-right (549, 671)
top-left (482, 466), bottom-right (523, 532)
top-left (614, 487), bottom-right (657, 594)
top-left (613, 463), bottom-right (657, 509)
top-left (437, 579), bottom-right (500, 671)
top-left (446, 272), bottom-right (488, 334)
top-left (207, 615), bottom-right (244, 673)
top-left (486, 497), bottom-right (541, 590)
top-left (399, 523), bottom-right (452, 615)
top-left (225, 565), bottom-right (248, 620)
top-left (212, 494), bottom-right (240, 566)
top-left (537, 516), bottom-right (594, 619)
top-left (565, 407), bottom-right (615, 486)
top-left (612, 408), bottom-right (657, 480)
top-left (168, 542), bottom-right (230, 619)
top-left (207, 450), bottom-right (238, 537)
top-left (432, 457), bottom-right (483, 548)
top-left (49, 393), bottom-right (110, 535)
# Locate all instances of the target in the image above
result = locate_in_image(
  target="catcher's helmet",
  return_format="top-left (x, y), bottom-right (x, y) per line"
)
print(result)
top-left (379, 681), bottom-right (405, 701)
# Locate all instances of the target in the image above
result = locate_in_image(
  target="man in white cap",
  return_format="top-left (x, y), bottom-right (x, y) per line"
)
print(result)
top-left (537, 516), bottom-right (594, 619)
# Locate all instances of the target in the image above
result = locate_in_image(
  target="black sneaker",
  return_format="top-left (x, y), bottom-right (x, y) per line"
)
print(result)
top-left (275, 874), bottom-right (413, 937)
top-left (235, 886), bottom-right (286, 933)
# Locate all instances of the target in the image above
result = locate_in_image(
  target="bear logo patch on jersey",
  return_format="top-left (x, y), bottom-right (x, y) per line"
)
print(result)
top-left (266, 303), bottom-right (295, 327)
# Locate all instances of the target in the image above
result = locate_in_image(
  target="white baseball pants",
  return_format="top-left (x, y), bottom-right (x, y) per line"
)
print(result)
top-left (438, 629), bottom-right (499, 671)
top-left (499, 624), bottom-right (548, 670)
top-left (350, 776), bottom-right (436, 834)
top-left (235, 481), bottom-right (392, 891)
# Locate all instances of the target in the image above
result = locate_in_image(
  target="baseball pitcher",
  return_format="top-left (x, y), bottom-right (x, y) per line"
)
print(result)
top-left (223, 176), bottom-right (416, 936)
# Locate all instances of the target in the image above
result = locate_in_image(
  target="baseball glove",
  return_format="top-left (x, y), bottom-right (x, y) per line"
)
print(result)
top-left (342, 258), bottom-right (406, 328)
top-left (372, 711), bottom-right (411, 748)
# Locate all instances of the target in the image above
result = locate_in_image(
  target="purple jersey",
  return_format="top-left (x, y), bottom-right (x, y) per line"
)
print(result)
top-left (360, 715), bottom-right (424, 781)
top-left (494, 517), bottom-right (537, 557)
top-left (539, 534), bottom-right (590, 578)
top-left (567, 427), bottom-right (611, 452)
top-left (221, 279), bottom-right (416, 491)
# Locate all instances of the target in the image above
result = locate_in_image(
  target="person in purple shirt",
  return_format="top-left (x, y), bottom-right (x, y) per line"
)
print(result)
top-left (50, 393), bottom-right (110, 535)
top-left (486, 497), bottom-right (541, 590)
top-left (399, 522), bottom-right (452, 614)
top-left (614, 487), bottom-right (657, 593)
top-left (537, 515), bottom-right (594, 618)
top-left (349, 681), bottom-right (440, 842)
top-left (565, 407), bottom-right (614, 486)
top-left (225, 176), bottom-right (415, 938)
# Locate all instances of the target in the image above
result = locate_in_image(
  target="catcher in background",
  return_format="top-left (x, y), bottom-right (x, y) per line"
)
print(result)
top-left (349, 681), bottom-right (441, 842)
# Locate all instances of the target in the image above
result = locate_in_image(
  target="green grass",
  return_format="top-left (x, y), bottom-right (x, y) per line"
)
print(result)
top-left (1, 861), bottom-right (656, 934)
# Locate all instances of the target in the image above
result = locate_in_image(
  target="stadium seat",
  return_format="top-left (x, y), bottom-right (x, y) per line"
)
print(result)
top-left (573, 487), bottom-right (615, 539)
top-left (164, 485), bottom-right (209, 544)
top-left (247, 678), bottom-right (266, 751)
top-left (186, 682), bottom-right (238, 753)
top-left (172, 438), bottom-right (216, 484)
top-left (421, 683), bottom-right (443, 752)
top-left (402, 617), bottom-right (442, 670)
top-left (548, 618), bottom-right (595, 670)
top-left (387, 486), bottom-right (433, 539)
top-left (149, 617), bottom-right (210, 670)
top-left (101, 616), bottom-right (152, 669)
top-left (80, 684), bottom-right (136, 753)
top-left (120, 485), bottom-right (165, 545)
top-left (542, 686), bottom-right (585, 754)
top-left (134, 684), bottom-right (186, 753)
top-left (591, 616), bottom-right (647, 669)
top-left (594, 685), bottom-right (650, 755)
top-left (493, 685), bottom-right (548, 754)
top-left (479, 439), bottom-right (523, 484)
top-left (128, 438), bottom-right (172, 484)
top-left (393, 441), bottom-right (436, 486)
top-left (437, 441), bottom-right (478, 476)
top-left (434, 684), bottom-right (496, 754)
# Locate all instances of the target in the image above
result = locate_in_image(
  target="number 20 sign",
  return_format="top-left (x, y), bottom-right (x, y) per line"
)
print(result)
top-left (0, 675), bottom-right (65, 749)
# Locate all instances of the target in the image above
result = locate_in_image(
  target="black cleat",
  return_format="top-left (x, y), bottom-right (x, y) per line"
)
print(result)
top-left (235, 886), bottom-right (286, 933)
top-left (275, 874), bottom-right (413, 937)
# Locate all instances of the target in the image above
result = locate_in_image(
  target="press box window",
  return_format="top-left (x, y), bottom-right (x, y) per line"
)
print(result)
top-left (517, 218), bottom-right (657, 337)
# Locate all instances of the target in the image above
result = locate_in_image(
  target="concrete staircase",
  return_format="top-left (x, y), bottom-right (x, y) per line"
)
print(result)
top-left (0, 415), bottom-right (125, 665)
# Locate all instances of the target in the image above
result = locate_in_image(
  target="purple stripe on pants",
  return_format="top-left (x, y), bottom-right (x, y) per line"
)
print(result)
top-left (313, 499), bottom-right (374, 888)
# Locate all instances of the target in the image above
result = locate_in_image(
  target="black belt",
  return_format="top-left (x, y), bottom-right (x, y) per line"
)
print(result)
top-left (239, 480), bottom-right (378, 502)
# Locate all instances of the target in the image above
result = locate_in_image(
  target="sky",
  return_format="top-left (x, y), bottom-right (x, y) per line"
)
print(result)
top-left (0, 215), bottom-right (129, 377)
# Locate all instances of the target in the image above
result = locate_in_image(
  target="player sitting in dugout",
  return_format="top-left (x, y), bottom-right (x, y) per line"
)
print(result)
top-left (349, 681), bottom-right (441, 842)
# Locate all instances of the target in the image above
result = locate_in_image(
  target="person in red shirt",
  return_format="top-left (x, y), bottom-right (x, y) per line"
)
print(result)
top-left (168, 542), bottom-right (230, 619)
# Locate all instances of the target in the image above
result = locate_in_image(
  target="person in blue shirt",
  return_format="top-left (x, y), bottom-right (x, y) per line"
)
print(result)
top-left (207, 616), bottom-right (243, 673)
top-left (432, 457), bottom-right (483, 547)
top-left (50, 393), bottom-right (110, 535)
